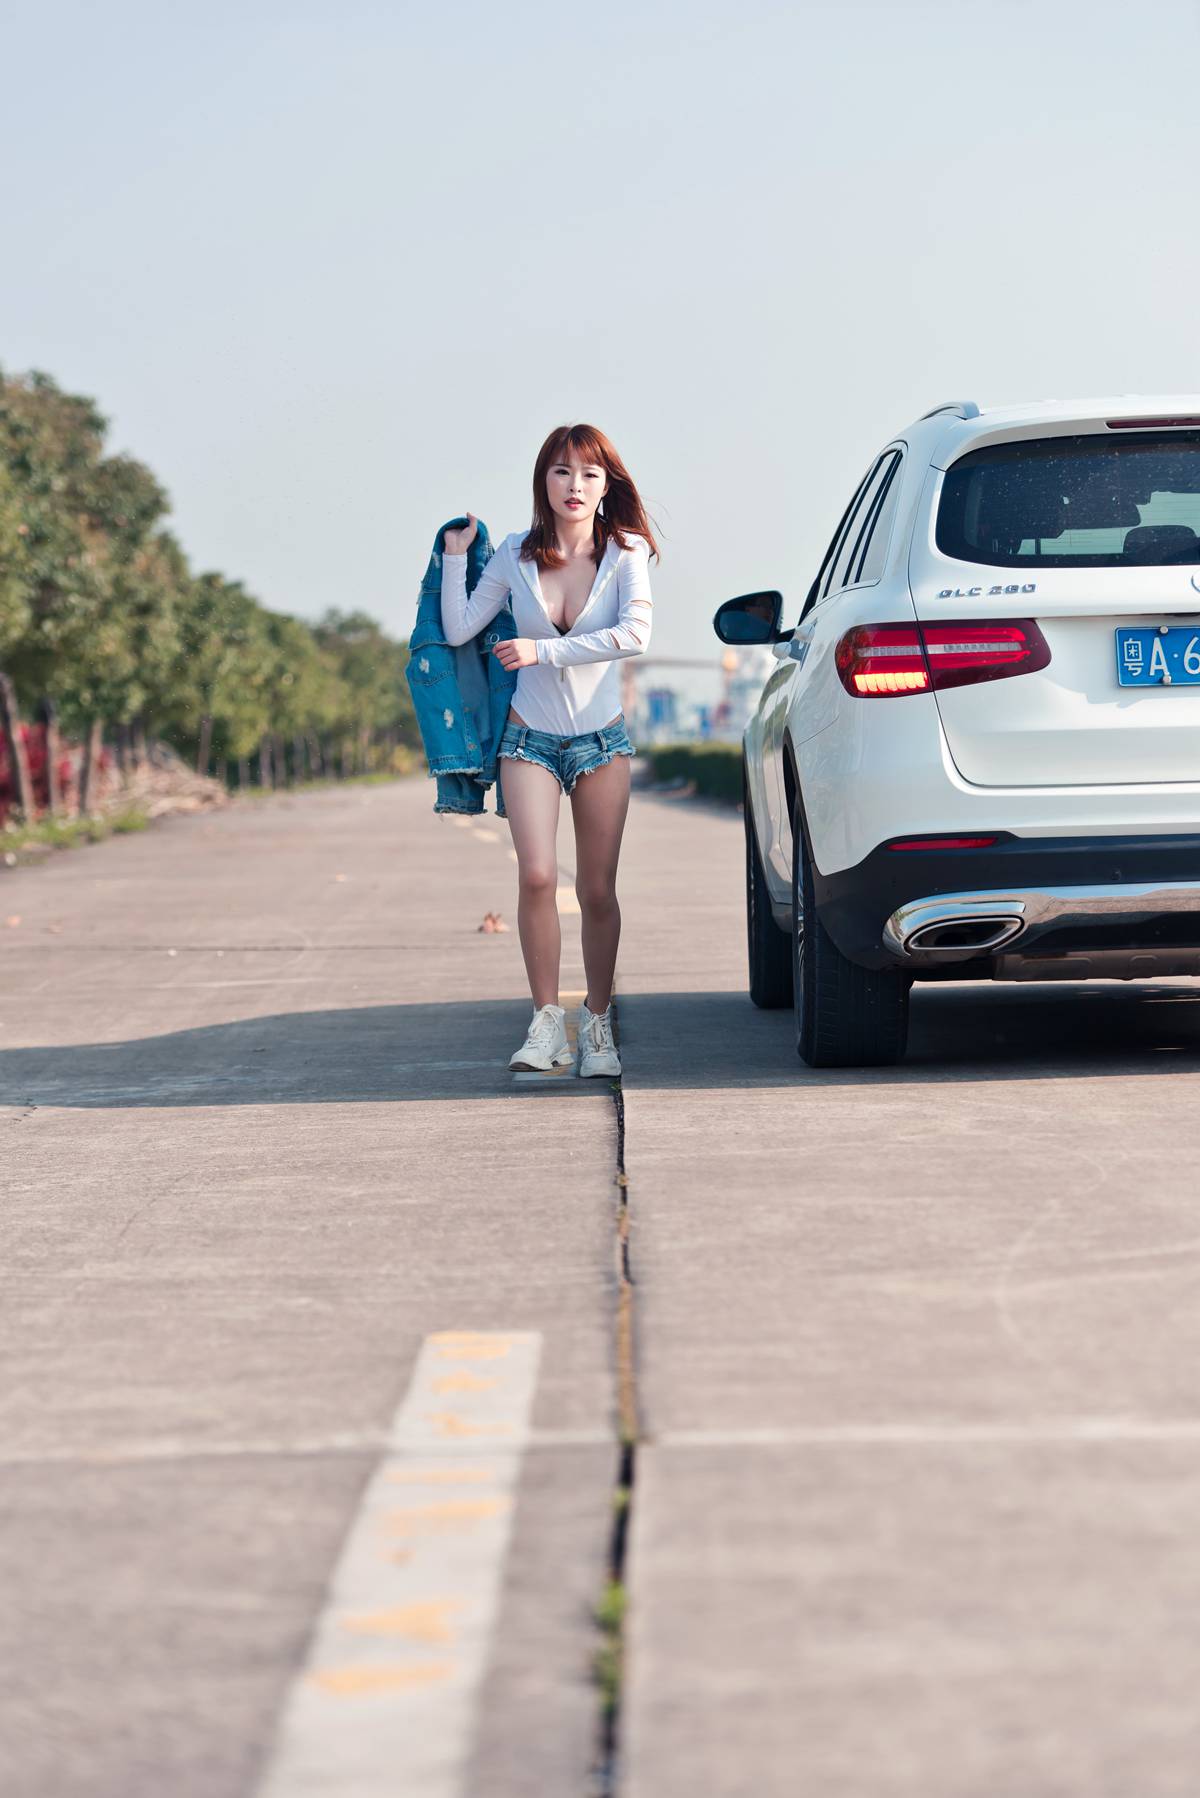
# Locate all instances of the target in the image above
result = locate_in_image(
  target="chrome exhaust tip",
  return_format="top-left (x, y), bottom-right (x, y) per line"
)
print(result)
top-left (905, 916), bottom-right (1025, 954)
top-left (883, 894), bottom-right (1028, 960)
top-left (884, 878), bottom-right (1200, 966)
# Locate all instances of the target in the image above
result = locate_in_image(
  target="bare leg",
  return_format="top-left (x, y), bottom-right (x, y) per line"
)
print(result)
top-left (570, 753), bottom-right (631, 1013)
top-left (499, 754), bottom-right (563, 1008)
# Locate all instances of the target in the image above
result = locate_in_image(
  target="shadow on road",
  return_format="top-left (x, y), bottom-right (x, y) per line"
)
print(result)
top-left (0, 999), bottom-right (611, 1109)
top-left (4, 979), bottom-right (1199, 1108)
top-left (619, 979), bottom-right (1200, 1088)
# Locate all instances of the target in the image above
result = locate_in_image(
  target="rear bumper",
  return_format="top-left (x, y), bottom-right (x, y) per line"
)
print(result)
top-left (815, 833), bottom-right (1200, 970)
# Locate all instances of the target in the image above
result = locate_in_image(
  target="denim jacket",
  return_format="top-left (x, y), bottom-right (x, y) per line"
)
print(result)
top-left (406, 517), bottom-right (518, 816)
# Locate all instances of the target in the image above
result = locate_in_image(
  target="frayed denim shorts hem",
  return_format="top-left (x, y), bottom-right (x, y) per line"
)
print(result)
top-left (496, 714), bottom-right (636, 797)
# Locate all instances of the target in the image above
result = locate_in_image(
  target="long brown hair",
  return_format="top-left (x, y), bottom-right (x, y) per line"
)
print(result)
top-left (520, 423), bottom-right (660, 570)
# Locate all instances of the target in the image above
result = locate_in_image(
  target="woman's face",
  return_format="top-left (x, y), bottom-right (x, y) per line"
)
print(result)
top-left (546, 455), bottom-right (608, 532)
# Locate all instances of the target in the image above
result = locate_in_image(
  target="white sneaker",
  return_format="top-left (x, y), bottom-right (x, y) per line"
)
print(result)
top-left (578, 1000), bottom-right (621, 1077)
top-left (509, 1003), bottom-right (572, 1072)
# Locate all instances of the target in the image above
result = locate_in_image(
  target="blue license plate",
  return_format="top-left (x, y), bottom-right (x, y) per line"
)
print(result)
top-left (1115, 627), bottom-right (1200, 686)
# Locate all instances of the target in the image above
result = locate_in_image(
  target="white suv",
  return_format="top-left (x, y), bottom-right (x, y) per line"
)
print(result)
top-left (717, 396), bottom-right (1200, 1066)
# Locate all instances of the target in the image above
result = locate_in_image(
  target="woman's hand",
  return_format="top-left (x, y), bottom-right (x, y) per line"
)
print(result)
top-left (493, 637), bottom-right (540, 671)
top-left (444, 513), bottom-right (478, 555)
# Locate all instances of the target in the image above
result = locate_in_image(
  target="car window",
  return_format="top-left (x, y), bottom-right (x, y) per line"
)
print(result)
top-left (936, 432), bottom-right (1200, 567)
top-left (803, 462), bottom-right (877, 620)
top-left (828, 456), bottom-right (896, 593)
top-left (848, 450), bottom-right (903, 587)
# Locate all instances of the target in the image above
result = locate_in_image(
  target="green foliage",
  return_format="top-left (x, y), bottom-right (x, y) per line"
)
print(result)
top-left (1, 800), bottom-right (149, 860)
top-left (593, 1579), bottom-right (627, 1719)
top-left (646, 742), bottom-right (742, 804)
top-left (0, 464), bottom-right (33, 661)
top-left (167, 573), bottom-right (277, 758)
top-left (0, 365), bottom-right (417, 763)
top-left (313, 608), bottom-right (417, 741)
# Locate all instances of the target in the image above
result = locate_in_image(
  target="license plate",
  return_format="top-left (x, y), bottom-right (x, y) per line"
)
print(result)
top-left (1115, 627), bottom-right (1200, 686)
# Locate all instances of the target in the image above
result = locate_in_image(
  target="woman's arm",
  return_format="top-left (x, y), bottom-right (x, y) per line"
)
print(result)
top-left (533, 538), bottom-right (653, 667)
top-left (440, 541), bottom-right (512, 646)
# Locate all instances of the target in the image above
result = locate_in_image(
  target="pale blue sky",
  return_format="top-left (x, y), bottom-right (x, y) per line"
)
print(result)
top-left (3, 0), bottom-right (1198, 692)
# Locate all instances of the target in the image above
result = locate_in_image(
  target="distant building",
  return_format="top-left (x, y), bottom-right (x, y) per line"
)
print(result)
top-left (719, 645), bottom-right (776, 738)
top-left (643, 687), bottom-right (679, 741)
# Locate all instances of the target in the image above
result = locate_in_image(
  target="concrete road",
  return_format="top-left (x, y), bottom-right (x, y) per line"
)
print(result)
top-left (3, 768), bottom-right (1200, 1797)
top-left (617, 785), bottom-right (1200, 1798)
top-left (0, 778), bottom-right (621, 1798)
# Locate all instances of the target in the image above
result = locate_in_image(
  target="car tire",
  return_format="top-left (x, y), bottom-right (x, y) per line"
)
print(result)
top-left (791, 792), bottom-right (910, 1067)
top-left (745, 759), bottom-right (793, 1008)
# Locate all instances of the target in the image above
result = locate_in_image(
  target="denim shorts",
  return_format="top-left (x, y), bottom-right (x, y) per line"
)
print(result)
top-left (496, 713), bottom-right (637, 796)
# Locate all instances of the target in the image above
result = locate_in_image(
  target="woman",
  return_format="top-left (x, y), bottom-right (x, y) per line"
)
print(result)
top-left (441, 422), bottom-right (659, 1077)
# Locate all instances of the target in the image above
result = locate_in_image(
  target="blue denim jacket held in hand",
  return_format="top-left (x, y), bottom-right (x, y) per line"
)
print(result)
top-left (406, 517), bottom-right (517, 817)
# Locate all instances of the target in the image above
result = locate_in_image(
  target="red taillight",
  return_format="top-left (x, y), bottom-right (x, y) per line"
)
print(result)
top-left (835, 625), bottom-right (928, 696)
top-left (1107, 416), bottom-right (1200, 429)
top-left (835, 619), bottom-right (1050, 697)
top-left (887, 836), bottom-right (998, 851)
top-left (921, 621), bottom-right (1050, 688)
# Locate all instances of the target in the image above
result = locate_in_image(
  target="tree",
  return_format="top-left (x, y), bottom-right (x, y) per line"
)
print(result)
top-left (0, 366), bottom-right (419, 798)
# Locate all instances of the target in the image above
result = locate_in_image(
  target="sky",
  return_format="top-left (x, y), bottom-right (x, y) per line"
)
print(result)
top-left (3, 0), bottom-right (1199, 707)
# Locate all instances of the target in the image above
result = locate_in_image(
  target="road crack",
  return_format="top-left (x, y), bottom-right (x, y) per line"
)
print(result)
top-left (590, 992), bottom-right (639, 1797)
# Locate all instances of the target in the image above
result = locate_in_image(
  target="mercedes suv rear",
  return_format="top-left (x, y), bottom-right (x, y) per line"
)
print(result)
top-left (717, 397), bottom-right (1200, 1066)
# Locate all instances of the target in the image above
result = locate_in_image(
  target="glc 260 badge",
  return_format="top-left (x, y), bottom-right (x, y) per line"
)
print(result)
top-left (936, 583), bottom-right (1037, 598)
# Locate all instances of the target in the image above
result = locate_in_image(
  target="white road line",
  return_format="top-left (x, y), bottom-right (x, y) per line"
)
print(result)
top-left (254, 1331), bottom-right (542, 1798)
top-left (655, 1420), bottom-right (1200, 1447)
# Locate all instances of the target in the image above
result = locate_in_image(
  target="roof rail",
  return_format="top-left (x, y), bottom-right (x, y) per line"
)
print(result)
top-left (920, 400), bottom-right (981, 421)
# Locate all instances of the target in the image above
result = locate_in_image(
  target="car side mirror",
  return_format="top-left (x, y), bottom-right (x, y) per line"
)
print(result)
top-left (713, 590), bottom-right (786, 645)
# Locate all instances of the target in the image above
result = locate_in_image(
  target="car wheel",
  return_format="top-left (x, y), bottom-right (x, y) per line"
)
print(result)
top-left (745, 758), bottom-right (792, 1008)
top-left (791, 792), bottom-right (910, 1067)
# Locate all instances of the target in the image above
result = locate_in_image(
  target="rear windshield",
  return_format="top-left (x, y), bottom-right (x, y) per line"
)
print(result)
top-left (936, 432), bottom-right (1200, 567)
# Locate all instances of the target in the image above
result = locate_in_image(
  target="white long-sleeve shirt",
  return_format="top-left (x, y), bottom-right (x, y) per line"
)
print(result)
top-left (440, 528), bottom-right (653, 735)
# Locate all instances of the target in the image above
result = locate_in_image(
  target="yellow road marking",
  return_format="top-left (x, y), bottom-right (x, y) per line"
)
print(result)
top-left (421, 1410), bottom-right (514, 1438)
top-left (386, 1467), bottom-right (497, 1486)
top-left (254, 1332), bottom-right (542, 1797)
top-left (309, 1664), bottom-right (454, 1696)
top-left (341, 1601), bottom-right (461, 1642)
top-left (432, 1371), bottom-right (499, 1394)
top-left (429, 1334), bottom-right (513, 1362)
top-left (383, 1498), bottom-right (511, 1535)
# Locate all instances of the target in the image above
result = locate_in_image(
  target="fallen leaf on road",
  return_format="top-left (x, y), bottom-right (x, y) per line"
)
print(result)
top-left (4, 916), bottom-right (20, 928)
top-left (477, 911), bottom-right (510, 933)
